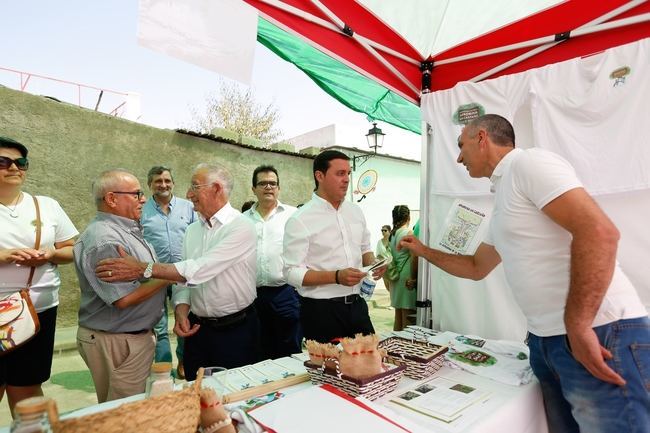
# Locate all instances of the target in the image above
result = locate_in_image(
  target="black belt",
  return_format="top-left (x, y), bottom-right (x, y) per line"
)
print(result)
top-left (303, 294), bottom-right (360, 305)
top-left (84, 327), bottom-right (150, 335)
top-left (123, 329), bottom-right (150, 335)
top-left (192, 303), bottom-right (255, 329)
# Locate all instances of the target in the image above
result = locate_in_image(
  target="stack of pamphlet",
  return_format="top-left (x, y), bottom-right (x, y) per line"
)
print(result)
top-left (390, 376), bottom-right (490, 423)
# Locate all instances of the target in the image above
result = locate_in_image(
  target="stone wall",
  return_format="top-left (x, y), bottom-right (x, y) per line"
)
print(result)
top-left (0, 86), bottom-right (314, 326)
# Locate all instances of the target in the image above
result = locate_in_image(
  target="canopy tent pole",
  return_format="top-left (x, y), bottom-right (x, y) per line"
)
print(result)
top-left (416, 120), bottom-right (433, 328)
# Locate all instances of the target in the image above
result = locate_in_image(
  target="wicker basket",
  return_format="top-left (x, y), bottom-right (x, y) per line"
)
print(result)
top-left (379, 336), bottom-right (448, 379)
top-left (304, 359), bottom-right (405, 401)
top-left (52, 369), bottom-right (204, 433)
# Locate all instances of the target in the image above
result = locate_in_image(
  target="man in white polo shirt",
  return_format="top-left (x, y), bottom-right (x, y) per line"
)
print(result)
top-left (399, 114), bottom-right (649, 433)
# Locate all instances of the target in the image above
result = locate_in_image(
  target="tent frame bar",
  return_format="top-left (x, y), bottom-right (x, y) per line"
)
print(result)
top-left (308, 0), bottom-right (420, 96)
top-left (470, 12), bottom-right (649, 83)
top-left (435, 2), bottom-right (648, 67)
top-left (256, 0), bottom-right (421, 66)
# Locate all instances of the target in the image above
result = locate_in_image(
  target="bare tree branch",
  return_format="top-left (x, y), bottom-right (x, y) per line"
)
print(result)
top-left (186, 80), bottom-right (283, 146)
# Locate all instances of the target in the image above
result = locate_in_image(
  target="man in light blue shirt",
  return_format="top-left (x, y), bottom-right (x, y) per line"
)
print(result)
top-left (141, 166), bottom-right (196, 378)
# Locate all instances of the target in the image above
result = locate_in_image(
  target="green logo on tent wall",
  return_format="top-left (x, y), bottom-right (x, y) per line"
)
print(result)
top-left (610, 66), bottom-right (631, 87)
top-left (453, 103), bottom-right (485, 125)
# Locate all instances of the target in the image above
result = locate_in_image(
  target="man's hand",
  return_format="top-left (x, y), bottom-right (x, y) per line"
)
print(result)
top-left (398, 235), bottom-right (425, 256)
top-left (174, 304), bottom-right (200, 338)
top-left (566, 327), bottom-right (625, 386)
top-left (96, 246), bottom-right (145, 282)
top-left (338, 268), bottom-right (366, 286)
top-left (371, 263), bottom-right (388, 280)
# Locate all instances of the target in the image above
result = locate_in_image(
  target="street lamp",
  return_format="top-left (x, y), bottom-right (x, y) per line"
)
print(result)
top-left (365, 122), bottom-right (385, 151)
top-left (352, 122), bottom-right (385, 170)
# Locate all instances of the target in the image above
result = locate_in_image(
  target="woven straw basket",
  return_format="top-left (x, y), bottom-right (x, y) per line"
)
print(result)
top-left (304, 359), bottom-right (405, 401)
top-left (52, 369), bottom-right (204, 433)
top-left (379, 336), bottom-right (448, 379)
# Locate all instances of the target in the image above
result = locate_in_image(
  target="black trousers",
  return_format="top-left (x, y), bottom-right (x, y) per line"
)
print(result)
top-left (255, 284), bottom-right (302, 359)
top-left (299, 295), bottom-right (374, 344)
top-left (184, 305), bottom-right (261, 381)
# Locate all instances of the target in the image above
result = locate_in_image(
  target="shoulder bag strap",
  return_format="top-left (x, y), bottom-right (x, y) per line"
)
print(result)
top-left (26, 195), bottom-right (42, 290)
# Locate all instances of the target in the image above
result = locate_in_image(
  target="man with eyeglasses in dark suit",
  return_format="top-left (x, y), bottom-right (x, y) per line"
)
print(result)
top-left (73, 169), bottom-right (169, 402)
top-left (243, 165), bottom-right (301, 360)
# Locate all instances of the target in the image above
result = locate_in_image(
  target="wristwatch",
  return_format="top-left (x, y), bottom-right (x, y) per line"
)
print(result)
top-left (143, 262), bottom-right (154, 279)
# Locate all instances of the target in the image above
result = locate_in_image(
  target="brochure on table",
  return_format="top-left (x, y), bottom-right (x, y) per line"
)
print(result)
top-left (390, 376), bottom-right (490, 423)
top-left (208, 356), bottom-right (307, 393)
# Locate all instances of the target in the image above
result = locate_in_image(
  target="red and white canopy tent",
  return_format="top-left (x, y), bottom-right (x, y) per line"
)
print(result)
top-left (237, 0), bottom-right (650, 337)
top-left (244, 0), bottom-right (650, 131)
top-left (140, 0), bottom-right (650, 338)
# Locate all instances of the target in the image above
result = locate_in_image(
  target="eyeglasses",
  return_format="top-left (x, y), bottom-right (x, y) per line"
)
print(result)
top-left (0, 156), bottom-right (29, 171)
top-left (256, 181), bottom-right (278, 188)
top-left (188, 182), bottom-right (214, 192)
top-left (111, 190), bottom-right (145, 199)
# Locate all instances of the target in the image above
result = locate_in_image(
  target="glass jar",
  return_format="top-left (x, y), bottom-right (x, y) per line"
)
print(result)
top-left (10, 397), bottom-right (55, 433)
top-left (145, 362), bottom-right (175, 397)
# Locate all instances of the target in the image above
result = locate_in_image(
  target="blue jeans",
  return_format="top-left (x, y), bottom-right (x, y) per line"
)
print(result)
top-left (153, 300), bottom-right (172, 363)
top-left (153, 286), bottom-right (184, 364)
top-left (528, 316), bottom-right (650, 433)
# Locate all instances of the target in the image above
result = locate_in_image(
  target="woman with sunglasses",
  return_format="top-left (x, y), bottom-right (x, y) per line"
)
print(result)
top-left (0, 137), bottom-right (78, 417)
top-left (375, 225), bottom-right (392, 290)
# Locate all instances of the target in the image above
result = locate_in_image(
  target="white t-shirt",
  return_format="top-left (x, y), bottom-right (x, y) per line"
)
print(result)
top-left (486, 148), bottom-right (646, 336)
top-left (0, 193), bottom-right (79, 312)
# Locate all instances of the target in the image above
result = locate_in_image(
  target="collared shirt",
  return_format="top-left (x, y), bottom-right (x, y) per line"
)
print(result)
top-left (172, 203), bottom-right (257, 318)
top-left (74, 212), bottom-right (163, 333)
top-left (485, 148), bottom-right (646, 336)
top-left (243, 200), bottom-right (296, 287)
top-left (283, 193), bottom-right (372, 299)
top-left (140, 196), bottom-right (196, 263)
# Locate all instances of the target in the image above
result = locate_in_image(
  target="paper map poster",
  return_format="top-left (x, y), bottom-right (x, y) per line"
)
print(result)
top-left (434, 199), bottom-right (490, 255)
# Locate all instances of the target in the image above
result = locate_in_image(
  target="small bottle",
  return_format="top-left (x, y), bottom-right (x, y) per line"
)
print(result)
top-left (145, 362), bottom-right (175, 397)
top-left (10, 397), bottom-right (54, 433)
top-left (359, 275), bottom-right (377, 300)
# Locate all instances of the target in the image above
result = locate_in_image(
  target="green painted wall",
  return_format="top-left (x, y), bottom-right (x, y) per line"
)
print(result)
top-left (0, 86), bottom-right (314, 326)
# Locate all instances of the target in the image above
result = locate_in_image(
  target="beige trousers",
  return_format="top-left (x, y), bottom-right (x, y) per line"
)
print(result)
top-left (77, 326), bottom-right (155, 403)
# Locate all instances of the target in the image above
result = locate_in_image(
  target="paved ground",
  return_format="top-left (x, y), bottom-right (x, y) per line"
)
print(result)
top-left (0, 285), bottom-right (394, 426)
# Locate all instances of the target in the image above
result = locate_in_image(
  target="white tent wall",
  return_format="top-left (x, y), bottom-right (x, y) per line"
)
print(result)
top-left (419, 38), bottom-right (650, 341)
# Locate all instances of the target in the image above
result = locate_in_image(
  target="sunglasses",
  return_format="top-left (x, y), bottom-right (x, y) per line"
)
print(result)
top-left (0, 156), bottom-right (29, 170)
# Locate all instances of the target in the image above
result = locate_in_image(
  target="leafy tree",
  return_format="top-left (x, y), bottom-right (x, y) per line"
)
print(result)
top-left (188, 81), bottom-right (282, 144)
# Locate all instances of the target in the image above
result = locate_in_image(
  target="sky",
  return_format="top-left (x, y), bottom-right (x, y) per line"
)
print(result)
top-left (0, 1), bottom-right (422, 160)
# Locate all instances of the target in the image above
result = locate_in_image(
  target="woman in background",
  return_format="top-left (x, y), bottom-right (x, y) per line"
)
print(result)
top-left (0, 136), bottom-right (78, 416)
top-left (388, 205), bottom-right (416, 331)
top-left (375, 225), bottom-right (392, 290)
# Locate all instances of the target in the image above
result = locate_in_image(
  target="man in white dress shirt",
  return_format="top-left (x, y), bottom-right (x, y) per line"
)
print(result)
top-left (243, 165), bottom-right (301, 359)
top-left (96, 163), bottom-right (260, 380)
top-left (283, 150), bottom-right (385, 344)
